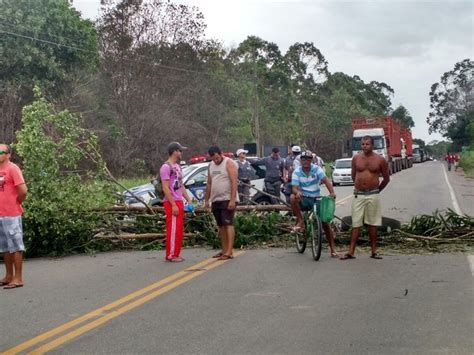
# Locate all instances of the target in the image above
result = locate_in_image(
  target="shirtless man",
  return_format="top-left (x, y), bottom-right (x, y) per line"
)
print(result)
top-left (341, 136), bottom-right (390, 260)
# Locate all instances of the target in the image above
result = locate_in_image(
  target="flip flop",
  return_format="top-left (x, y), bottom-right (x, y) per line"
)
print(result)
top-left (340, 254), bottom-right (356, 260)
top-left (330, 252), bottom-right (340, 258)
top-left (4, 283), bottom-right (23, 289)
top-left (217, 254), bottom-right (234, 260)
top-left (212, 252), bottom-right (224, 258)
top-left (166, 257), bottom-right (184, 262)
top-left (370, 253), bottom-right (383, 259)
top-left (0, 281), bottom-right (11, 286)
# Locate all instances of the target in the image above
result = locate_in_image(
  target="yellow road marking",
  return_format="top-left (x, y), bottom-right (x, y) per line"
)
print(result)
top-left (2, 255), bottom-right (226, 354)
top-left (28, 251), bottom-right (244, 354)
top-left (336, 194), bottom-right (352, 206)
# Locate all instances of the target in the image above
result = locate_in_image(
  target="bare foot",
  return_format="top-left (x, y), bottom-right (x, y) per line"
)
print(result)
top-left (0, 278), bottom-right (13, 286)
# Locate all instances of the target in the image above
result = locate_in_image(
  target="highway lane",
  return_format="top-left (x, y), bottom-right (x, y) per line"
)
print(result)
top-left (329, 161), bottom-right (459, 224)
top-left (1, 249), bottom-right (472, 354)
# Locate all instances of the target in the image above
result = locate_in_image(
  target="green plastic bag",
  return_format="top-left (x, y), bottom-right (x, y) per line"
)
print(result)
top-left (320, 196), bottom-right (335, 223)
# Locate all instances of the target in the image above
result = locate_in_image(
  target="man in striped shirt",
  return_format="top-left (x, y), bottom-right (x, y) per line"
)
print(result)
top-left (291, 151), bottom-right (338, 257)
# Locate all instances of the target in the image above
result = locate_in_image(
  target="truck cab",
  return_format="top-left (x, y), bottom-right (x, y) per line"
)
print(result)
top-left (352, 128), bottom-right (388, 159)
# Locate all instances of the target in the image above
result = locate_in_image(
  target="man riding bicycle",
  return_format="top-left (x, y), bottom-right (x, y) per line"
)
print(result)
top-left (290, 150), bottom-right (339, 258)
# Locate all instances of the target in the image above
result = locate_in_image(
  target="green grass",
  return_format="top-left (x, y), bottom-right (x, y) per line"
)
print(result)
top-left (460, 149), bottom-right (474, 177)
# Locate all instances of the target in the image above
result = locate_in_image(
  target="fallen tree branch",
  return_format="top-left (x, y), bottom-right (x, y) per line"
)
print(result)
top-left (95, 232), bottom-right (195, 240)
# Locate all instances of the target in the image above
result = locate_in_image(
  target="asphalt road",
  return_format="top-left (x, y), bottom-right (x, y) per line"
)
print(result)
top-left (330, 160), bottom-right (472, 223)
top-left (1, 249), bottom-right (473, 354)
top-left (1, 161), bottom-right (473, 354)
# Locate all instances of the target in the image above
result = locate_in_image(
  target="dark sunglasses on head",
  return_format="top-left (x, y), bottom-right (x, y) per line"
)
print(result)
top-left (0, 150), bottom-right (9, 155)
top-left (301, 157), bottom-right (312, 161)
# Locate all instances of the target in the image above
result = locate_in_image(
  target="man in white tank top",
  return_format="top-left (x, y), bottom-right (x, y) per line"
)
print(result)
top-left (204, 146), bottom-right (238, 260)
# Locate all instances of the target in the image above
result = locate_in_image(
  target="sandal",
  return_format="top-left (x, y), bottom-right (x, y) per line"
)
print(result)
top-left (166, 256), bottom-right (184, 262)
top-left (370, 253), bottom-right (383, 259)
top-left (340, 253), bottom-right (356, 260)
top-left (3, 283), bottom-right (23, 289)
top-left (217, 254), bottom-right (234, 260)
top-left (212, 252), bottom-right (224, 258)
top-left (330, 252), bottom-right (340, 258)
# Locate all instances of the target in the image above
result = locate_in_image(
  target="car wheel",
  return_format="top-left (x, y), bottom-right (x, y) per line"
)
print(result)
top-left (332, 180), bottom-right (338, 186)
top-left (255, 196), bottom-right (272, 205)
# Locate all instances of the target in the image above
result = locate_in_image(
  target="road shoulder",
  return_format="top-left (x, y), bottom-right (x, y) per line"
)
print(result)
top-left (445, 165), bottom-right (474, 216)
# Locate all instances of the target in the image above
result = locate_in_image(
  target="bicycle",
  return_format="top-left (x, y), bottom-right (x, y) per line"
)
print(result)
top-left (295, 197), bottom-right (323, 261)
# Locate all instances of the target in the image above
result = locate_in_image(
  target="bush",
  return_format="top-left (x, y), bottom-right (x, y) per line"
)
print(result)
top-left (460, 150), bottom-right (474, 177)
top-left (15, 89), bottom-right (114, 256)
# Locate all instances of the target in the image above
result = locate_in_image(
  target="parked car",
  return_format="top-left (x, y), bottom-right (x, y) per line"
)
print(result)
top-left (121, 160), bottom-right (280, 206)
top-left (331, 158), bottom-right (353, 186)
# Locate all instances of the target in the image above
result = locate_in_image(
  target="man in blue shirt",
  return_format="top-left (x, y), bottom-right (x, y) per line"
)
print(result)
top-left (291, 151), bottom-right (339, 257)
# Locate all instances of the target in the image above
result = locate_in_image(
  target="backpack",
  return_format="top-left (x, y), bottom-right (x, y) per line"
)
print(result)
top-left (152, 162), bottom-right (175, 200)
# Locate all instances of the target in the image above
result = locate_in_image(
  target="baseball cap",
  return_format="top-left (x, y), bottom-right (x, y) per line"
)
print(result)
top-left (167, 142), bottom-right (187, 155)
top-left (236, 148), bottom-right (248, 156)
top-left (300, 150), bottom-right (313, 160)
top-left (291, 145), bottom-right (301, 153)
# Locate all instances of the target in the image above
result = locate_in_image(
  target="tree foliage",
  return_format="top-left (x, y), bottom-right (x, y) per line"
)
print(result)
top-left (15, 89), bottom-right (113, 256)
top-left (427, 59), bottom-right (474, 148)
top-left (392, 105), bottom-right (415, 128)
top-left (0, 0), bottom-right (98, 146)
top-left (0, 0), bottom-right (98, 88)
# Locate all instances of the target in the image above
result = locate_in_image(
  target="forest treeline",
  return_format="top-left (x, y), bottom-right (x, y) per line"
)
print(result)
top-left (1, 0), bottom-right (471, 176)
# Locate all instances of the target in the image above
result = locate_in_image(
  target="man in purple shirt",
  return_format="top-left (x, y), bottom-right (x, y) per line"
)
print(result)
top-left (160, 142), bottom-right (192, 262)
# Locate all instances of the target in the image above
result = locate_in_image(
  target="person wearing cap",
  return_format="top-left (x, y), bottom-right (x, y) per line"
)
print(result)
top-left (160, 142), bottom-right (193, 262)
top-left (236, 148), bottom-right (252, 203)
top-left (252, 147), bottom-right (284, 204)
top-left (291, 150), bottom-right (339, 258)
top-left (0, 143), bottom-right (28, 289)
top-left (283, 145), bottom-right (302, 203)
top-left (204, 145), bottom-right (239, 260)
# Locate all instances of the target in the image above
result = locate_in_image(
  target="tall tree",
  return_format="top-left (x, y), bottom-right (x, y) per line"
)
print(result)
top-left (427, 59), bottom-right (474, 148)
top-left (391, 105), bottom-right (415, 128)
top-left (0, 0), bottom-right (98, 144)
top-left (95, 0), bottom-right (209, 174)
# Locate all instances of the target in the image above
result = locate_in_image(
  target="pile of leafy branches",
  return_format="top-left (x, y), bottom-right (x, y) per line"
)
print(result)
top-left (399, 209), bottom-right (473, 239)
top-left (16, 89), bottom-right (114, 257)
top-left (93, 211), bottom-right (294, 252)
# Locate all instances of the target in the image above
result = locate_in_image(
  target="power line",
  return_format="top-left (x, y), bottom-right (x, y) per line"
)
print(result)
top-left (0, 28), bottom-right (237, 78)
top-left (0, 20), bottom-right (90, 49)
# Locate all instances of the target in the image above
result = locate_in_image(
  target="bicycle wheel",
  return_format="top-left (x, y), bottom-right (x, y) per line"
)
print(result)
top-left (295, 214), bottom-right (307, 253)
top-left (295, 230), bottom-right (306, 253)
top-left (311, 213), bottom-right (323, 261)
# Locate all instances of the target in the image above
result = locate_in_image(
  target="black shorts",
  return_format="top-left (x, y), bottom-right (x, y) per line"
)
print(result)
top-left (211, 200), bottom-right (235, 226)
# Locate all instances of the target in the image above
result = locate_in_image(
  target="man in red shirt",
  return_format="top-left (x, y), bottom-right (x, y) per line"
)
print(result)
top-left (0, 144), bottom-right (28, 289)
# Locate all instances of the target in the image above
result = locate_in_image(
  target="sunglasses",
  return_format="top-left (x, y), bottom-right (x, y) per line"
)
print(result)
top-left (301, 157), bottom-right (312, 161)
top-left (0, 150), bottom-right (9, 155)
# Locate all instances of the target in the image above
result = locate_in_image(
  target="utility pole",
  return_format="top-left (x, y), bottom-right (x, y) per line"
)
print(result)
top-left (252, 56), bottom-right (262, 156)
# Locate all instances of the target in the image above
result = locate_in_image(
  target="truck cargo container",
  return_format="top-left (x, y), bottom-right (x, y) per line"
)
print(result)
top-left (351, 117), bottom-right (413, 174)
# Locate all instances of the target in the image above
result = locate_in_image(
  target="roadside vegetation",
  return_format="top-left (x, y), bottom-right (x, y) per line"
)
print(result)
top-left (1, 0), bottom-right (472, 257)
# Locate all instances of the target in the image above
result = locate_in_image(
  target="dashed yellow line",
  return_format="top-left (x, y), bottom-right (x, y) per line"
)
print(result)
top-left (3, 252), bottom-right (244, 354)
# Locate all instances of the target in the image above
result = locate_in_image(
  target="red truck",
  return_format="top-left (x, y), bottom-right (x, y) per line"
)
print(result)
top-left (351, 116), bottom-right (413, 174)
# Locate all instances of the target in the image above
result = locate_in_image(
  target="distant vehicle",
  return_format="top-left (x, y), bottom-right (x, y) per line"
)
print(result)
top-left (331, 158), bottom-right (353, 186)
top-left (412, 145), bottom-right (426, 163)
top-left (351, 116), bottom-right (413, 174)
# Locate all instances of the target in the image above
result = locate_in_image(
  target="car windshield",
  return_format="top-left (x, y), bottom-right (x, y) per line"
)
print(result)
top-left (182, 165), bottom-right (202, 178)
top-left (352, 137), bottom-right (384, 150)
top-left (335, 160), bottom-right (352, 169)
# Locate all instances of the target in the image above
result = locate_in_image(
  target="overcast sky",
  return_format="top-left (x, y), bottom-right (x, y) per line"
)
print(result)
top-left (73, 0), bottom-right (473, 143)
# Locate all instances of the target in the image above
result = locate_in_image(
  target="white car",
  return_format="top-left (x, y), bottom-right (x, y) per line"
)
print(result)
top-left (122, 160), bottom-right (272, 206)
top-left (331, 158), bottom-right (353, 186)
